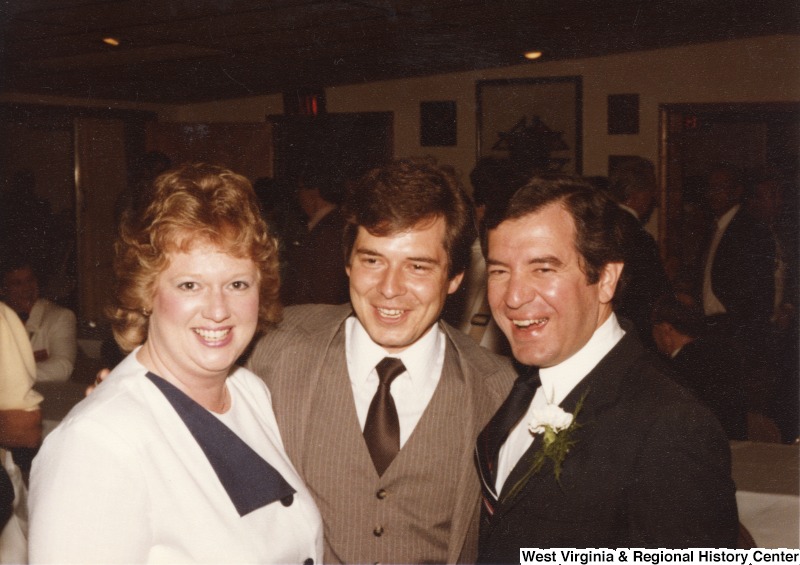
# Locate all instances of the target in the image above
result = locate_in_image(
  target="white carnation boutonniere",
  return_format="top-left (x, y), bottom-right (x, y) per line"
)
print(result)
top-left (503, 390), bottom-right (588, 501)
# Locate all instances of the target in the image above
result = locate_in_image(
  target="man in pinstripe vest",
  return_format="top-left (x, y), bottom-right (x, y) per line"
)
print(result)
top-left (247, 157), bottom-right (516, 563)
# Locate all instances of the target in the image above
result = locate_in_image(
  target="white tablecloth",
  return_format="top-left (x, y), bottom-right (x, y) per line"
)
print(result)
top-left (730, 440), bottom-right (799, 548)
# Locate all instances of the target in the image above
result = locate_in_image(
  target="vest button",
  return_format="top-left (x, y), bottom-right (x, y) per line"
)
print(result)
top-left (376, 489), bottom-right (388, 499)
top-left (280, 494), bottom-right (294, 507)
top-left (373, 526), bottom-right (384, 537)
top-left (303, 560), bottom-right (314, 565)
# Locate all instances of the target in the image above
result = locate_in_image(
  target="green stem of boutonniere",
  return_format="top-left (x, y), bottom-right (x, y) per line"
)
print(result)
top-left (501, 390), bottom-right (588, 503)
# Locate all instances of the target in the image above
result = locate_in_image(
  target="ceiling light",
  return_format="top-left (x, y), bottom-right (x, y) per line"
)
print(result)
top-left (524, 51), bottom-right (542, 60)
top-left (103, 37), bottom-right (120, 47)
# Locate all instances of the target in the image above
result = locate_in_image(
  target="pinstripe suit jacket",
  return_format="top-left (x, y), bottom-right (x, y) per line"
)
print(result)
top-left (246, 303), bottom-right (515, 564)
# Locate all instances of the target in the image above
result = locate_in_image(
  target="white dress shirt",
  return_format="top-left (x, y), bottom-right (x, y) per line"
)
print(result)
top-left (495, 314), bottom-right (625, 493)
top-left (345, 316), bottom-right (444, 447)
top-left (702, 205), bottom-right (740, 316)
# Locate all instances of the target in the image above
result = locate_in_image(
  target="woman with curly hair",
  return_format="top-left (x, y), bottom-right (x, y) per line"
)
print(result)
top-left (28, 163), bottom-right (322, 564)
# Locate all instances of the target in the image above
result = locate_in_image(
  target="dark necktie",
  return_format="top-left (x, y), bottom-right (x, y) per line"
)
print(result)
top-left (475, 363), bottom-right (540, 514)
top-left (363, 357), bottom-right (406, 476)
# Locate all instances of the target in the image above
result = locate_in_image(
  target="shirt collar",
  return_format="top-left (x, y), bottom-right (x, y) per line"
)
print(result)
top-left (619, 203), bottom-right (640, 221)
top-left (716, 204), bottom-right (740, 232)
top-left (307, 202), bottom-right (336, 231)
top-left (346, 315), bottom-right (443, 388)
top-left (539, 313), bottom-right (625, 405)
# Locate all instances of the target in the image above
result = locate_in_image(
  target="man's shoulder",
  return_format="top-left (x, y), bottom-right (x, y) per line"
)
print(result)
top-left (36, 299), bottom-right (75, 320)
top-left (276, 303), bottom-right (351, 332)
top-left (246, 303), bottom-right (350, 367)
top-left (30, 299), bottom-right (76, 329)
top-left (603, 332), bottom-right (700, 408)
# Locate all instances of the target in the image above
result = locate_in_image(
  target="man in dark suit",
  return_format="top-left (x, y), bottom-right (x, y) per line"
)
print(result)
top-left (247, 158), bottom-right (516, 563)
top-left (607, 157), bottom-right (673, 349)
top-left (476, 175), bottom-right (737, 559)
top-left (699, 164), bottom-right (776, 411)
top-left (651, 296), bottom-right (748, 440)
top-left (700, 164), bottom-right (775, 338)
top-left (281, 166), bottom-right (350, 306)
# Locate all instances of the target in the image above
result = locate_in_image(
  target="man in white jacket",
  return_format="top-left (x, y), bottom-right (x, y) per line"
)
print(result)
top-left (1, 260), bottom-right (76, 382)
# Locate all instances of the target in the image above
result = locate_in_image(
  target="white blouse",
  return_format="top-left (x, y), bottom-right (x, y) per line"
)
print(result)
top-left (28, 350), bottom-right (323, 564)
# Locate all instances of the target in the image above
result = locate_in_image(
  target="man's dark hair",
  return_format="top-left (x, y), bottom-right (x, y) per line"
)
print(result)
top-left (0, 253), bottom-right (36, 284)
top-left (297, 164), bottom-right (344, 206)
top-left (483, 173), bottom-right (624, 285)
top-left (342, 157), bottom-right (476, 279)
top-left (607, 156), bottom-right (656, 204)
top-left (470, 157), bottom-right (516, 207)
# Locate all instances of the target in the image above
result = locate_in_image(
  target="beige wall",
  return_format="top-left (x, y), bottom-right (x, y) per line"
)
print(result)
top-left (7, 35), bottom-right (796, 187)
top-left (164, 34), bottom-right (800, 186)
top-left (158, 95), bottom-right (284, 123)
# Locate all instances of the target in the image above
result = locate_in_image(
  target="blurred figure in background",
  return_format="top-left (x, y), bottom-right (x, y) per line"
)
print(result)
top-left (696, 163), bottom-right (775, 412)
top-left (281, 166), bottom-right (349, 306)
top-left (606, 157), bottom-right (673, 349)
top-left (443, 156), bottom-right (519, 355)
top-left (0, 257), bottom-right (76, 383)
top-left (651, 296), bottom-right (747, 440)
top-left (745, 168), bottom-right (799, 443)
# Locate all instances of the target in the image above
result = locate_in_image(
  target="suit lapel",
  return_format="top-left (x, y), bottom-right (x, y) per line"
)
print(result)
top-left (276, 305), bottom-right (354, 473)
top-left (438, 338), bottom-right (479, 563)
top-left (440, 323), bottom-right (512, 564)
top-left (302, 317), bottom-right (368, 467)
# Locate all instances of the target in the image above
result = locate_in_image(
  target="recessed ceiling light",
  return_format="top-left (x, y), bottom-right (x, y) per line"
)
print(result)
top-left (524, 51), bottom-right (543, 60)
top-left (103, 37), bottom-right (120, 47)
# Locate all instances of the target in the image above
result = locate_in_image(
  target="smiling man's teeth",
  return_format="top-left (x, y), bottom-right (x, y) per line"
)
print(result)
top-left (194, 328), bottom-right (230, 341)
top-left (513, 318), bottom-right (547, 328)
top-left (377, 308), bottom-right (403, 318)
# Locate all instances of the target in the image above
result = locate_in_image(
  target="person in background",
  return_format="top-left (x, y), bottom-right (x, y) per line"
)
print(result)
top-left (696, 163), bottom-right (776, 412)
top-left (0, 301), bottom-right (43, 564)
top-left (246, 157), bottom-right (516, 564)
top-left (443, 156), bottom-right (519, 355)
top-left (0, 257), bottom-right (76, 383)
top-left (651, 296), bottom-right (748, 440)
top-left (281, 166), bottom-right (349, 306)
top-left (476, 174), bottom-right (737, 559)
top-left (29, 163), bottom-right (322, 564)
top-left (745, 168), bottom-right (799, 443)
top-left (606, 157), bottom-right (673, 349)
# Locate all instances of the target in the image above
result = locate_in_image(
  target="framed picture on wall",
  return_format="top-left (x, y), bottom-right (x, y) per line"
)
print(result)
top-left (476, 76), bottom-right (582, 175)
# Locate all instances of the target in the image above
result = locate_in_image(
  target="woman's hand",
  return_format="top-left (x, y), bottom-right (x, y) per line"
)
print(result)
top-left (85, 368), bottom-right (111, 397)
